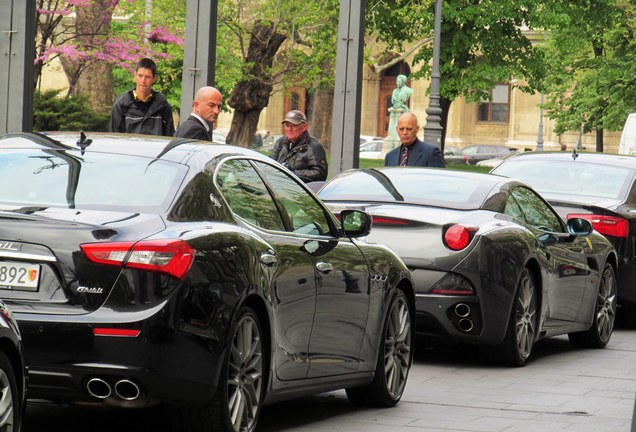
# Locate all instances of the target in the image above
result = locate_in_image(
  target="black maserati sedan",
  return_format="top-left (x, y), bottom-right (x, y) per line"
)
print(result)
top-left (318, 167), bottom-right (618, 366)
top-left (492, 151), bottom-right (636, 326)
top-left (0, 132), bottom-right (415, 432)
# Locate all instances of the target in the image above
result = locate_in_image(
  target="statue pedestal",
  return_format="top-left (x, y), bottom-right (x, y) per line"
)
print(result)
top-left (380, 107), bottom-right (405, 158)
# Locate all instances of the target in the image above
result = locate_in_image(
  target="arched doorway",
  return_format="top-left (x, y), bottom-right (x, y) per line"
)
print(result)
top-left (377, 62), bottom-right (411, 137)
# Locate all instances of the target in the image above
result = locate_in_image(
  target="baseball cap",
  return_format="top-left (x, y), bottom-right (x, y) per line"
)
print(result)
top-left (281, 110), bottom-right (307, 125)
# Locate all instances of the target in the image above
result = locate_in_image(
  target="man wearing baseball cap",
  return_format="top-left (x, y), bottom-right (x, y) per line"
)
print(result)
top-left (270, 110), bottom-right (328, 182)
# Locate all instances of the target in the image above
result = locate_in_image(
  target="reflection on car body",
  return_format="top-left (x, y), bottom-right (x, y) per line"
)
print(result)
top-left (318, 167), bottom-right (618, 366)
top-left (492, 150), bottom-right (636, 326)
top-left (0, 131), bottom-right (415, 432)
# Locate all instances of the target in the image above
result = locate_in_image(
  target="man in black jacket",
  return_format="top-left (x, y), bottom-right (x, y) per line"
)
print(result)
top-left (270, 110), bottom-right (328, 182)
top-left (109, 58), bottom-right (175, 136)
top-left (175, 87), bottom-right (223, 141)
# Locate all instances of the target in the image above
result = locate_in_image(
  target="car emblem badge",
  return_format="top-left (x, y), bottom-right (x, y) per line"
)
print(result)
top-left (209, 194), bottom-right (222, 208)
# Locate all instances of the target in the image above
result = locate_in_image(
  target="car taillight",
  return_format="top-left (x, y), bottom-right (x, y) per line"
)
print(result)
top-left (81, 239), bottom-right (195, 280)
top-left (567, 214), bottom-right (629, 238)
top-left (372, 216), bottom-right (410, 226)
top-left (443, 224), bottom-right (477, 251)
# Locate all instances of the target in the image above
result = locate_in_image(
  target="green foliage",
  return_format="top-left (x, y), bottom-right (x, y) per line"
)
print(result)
top-left (33, 90), bottom-right (110, 132)
top-left (537, 0), bottom-right (636, 134)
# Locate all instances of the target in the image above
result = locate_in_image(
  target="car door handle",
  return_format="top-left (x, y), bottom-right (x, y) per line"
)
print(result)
top-left (260, 253), bottom-right (277, 266)
top-left (316, 262), bottom-right (334, 273)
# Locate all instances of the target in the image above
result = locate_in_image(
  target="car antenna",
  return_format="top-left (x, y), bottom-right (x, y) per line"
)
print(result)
top-left (76, 131), bottom-right (92, 155)
top-left (571, 147), bottom-right (579, 162)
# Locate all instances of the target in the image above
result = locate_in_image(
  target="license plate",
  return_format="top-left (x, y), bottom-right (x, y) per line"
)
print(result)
top-left (0, 261), bottom-right (40, 291)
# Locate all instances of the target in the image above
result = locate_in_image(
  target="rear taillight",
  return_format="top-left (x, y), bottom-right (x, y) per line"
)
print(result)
top-left (81, 239), bottom-right (195, 280)
top-left (443, 224), bottom-right (477, 251)
top-left (93, 328), bottom-right (141, 337)
top-left (567, 214), bottom-right (629, 238)
top-left (372, 216), bottom-right (410, 226)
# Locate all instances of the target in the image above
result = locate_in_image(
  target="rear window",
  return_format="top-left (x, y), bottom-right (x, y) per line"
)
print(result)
top-left (493, 159), bottom-right (633, 200)
top-left (0, 149), bottom-right (186, 211)
top-left (318, 169), bottom-right (495, 210)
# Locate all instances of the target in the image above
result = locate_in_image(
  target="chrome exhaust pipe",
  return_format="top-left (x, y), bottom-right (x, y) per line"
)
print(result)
top-left (114, 379), bottom-right (141, 401)
top-left (455, 303), bottom-right (471, 318)
top-left (86, 378), bottom-right (112, 399)
top-left (458, 318), bottom-right (474, 333)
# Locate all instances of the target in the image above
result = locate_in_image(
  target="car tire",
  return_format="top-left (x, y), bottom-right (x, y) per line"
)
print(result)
top-left (0, 350), bottom-right (20, 431)
top-left (568, 263), bottom-right (617, 348)
top-left (171, 306), bottom-right (264, 432)
top-left (346, 288), bottom-right (413, 407)
top-left (499, 268), bottom-right (537, 367)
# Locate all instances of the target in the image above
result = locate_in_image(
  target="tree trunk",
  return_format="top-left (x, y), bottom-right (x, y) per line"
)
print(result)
top-left (62, 0), bottom-right (115, 112)
top-left (306, 87), bottom-right (334, 153)
top-left (78, 62), bottom-right (113, 116)
top-left (226, 20), bottom-right (286, 148)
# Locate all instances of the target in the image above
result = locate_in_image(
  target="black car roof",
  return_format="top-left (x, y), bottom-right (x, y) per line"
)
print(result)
top-left (0, 131), bottom-right (269, 165)
top-left (498, 150), bottom-right (636, 169)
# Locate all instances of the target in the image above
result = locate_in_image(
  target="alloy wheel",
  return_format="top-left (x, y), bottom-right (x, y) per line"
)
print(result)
top-left (227, 314), bottom-right (263, 432)
top-left (384, 293), bottom-right (412, 398)
top-left (0, 367), bottom-right (15, 431)
top-left (515, 272), bottom-right (537, 361)
top-left (596, 265), bottom-right (617, 345)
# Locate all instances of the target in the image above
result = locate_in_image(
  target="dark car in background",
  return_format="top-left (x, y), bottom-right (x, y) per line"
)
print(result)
top-left (0, 300), bottom-right (26, 431)
top-left (445, 144), bottom-right (514, 165)
top-left (0, 132), bottom-right (415, 432)
top-left (318, 167), bottom-right (618, 366)
top-left (492, 150), bottom-right (636, 326)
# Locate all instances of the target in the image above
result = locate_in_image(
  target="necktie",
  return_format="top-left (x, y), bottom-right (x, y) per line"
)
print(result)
top-left (400, 146), bottom-right (409, 166)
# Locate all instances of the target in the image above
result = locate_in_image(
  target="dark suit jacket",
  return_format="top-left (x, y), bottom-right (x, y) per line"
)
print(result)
top-left (384, 139), bottom-right (445, 167)
top-left (174, 115), bottom-right (212, 141)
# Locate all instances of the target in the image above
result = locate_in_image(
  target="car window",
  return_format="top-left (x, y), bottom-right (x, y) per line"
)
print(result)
top-left (216, 159), bottom-right (285, 231)
top-left (507, 186), bottom-right (563, 232)
top-left (254, 161), bottom-right (332, 236)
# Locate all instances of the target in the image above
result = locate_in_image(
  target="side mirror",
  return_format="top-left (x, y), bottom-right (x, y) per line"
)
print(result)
top-left (567, 218), bottom-right (593, 237)
top-left (341, 210), bottom-right (372, 238)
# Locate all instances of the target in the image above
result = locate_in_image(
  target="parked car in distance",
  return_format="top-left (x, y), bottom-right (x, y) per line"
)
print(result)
top-left (0, 300), bottom-right (26, 431)
top-left (491, 150), bottom-right (636, 326)
top-left (359, 140), bottom-right (384, 159)
top-left (0, 131), bottom-right (415, 432)
top-left (618, 113), bottom-right (636, 155)
top-left (318, 167), bottom-right (618, 366)
top-left (360, 134), bottom-right (383, 145)
top-left (445, 144), bottom-right (514, 165)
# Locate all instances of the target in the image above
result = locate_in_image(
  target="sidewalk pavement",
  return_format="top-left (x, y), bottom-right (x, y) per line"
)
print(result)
top-left (259, 328), bottom-right (636, 432)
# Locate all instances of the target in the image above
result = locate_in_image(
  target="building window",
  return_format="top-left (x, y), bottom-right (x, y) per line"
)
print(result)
top-left (478, 84), bottom-right (509, 122)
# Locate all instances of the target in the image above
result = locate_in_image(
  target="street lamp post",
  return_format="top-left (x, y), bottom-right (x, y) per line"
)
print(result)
top-left (536, 92), bottom-right (544, 151)
top-left (423, 0), bottom-right (443, 147)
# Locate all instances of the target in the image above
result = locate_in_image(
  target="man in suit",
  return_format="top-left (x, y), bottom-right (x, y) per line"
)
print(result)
top-left (175, 86), bottom-right (223, 141)
top-left (385, 112), bottom-right (445, 167)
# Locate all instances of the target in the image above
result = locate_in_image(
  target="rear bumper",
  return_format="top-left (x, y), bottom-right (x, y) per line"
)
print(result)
top-left (16, 314), bottom-right (224, 407)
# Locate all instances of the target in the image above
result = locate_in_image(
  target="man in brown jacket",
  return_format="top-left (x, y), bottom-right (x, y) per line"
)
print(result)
top-left (270, 110), bottom-right (328, 182)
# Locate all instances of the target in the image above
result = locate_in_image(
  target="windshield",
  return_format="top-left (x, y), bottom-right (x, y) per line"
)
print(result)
top-left (493, 159), bottom-right (633, 200)
top-left (0, 149), bottom-right (186, 212)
